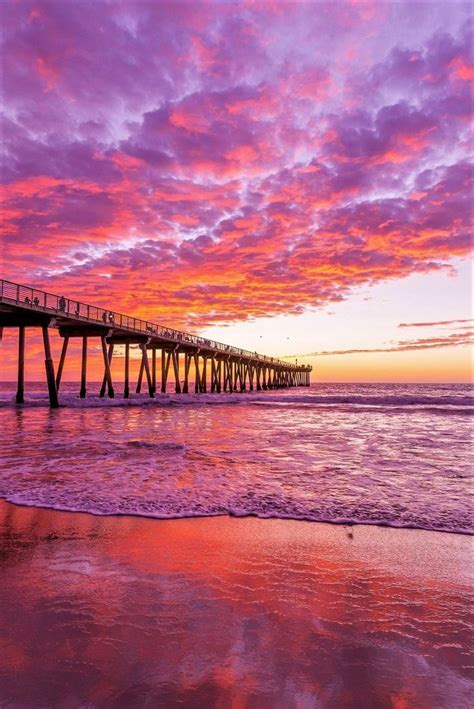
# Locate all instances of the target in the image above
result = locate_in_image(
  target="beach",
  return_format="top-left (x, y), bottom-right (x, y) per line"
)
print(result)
top-left (0, 383), bottom-right (472, 706)
top-left (0, 500), bottom-right (472, 707)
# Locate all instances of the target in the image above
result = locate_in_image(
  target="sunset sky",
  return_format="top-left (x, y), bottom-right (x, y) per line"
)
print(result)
top-left (1, 0), bottom-right (473, 382)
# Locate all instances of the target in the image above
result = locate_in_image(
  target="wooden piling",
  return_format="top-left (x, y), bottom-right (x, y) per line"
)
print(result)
top-left (223, 359), bottom-right (229, 392)
top-left (240, 362), bottom-right (246, 391)
top-left (228, 358), bottom-right (234, 392)
top-left (201, 356), bottom-right (207, 393)
top-left (100, 342), bottom-right (114, 398)
top-left (223, 359), bottom-right (228, 392)
top-left (124, 342), bottom-right (130, 398)
top-left (16, 326), bottom-right (25, 404)
top-left (100, 338), bottom-right (114, 398)
top-left (56, 336), bottom-right (69, 390)
top-left (210, 357), bottom-right (215, 393)
top-left (211, 357), bottom-right (220, 393)
top-left (80, 336), bottom-right (87, 398)
top-left (183, 352), bottom-right (191, 393)
top-left (141, 344), bottom-right (154, 397)
top-left (136, 355), bottom-right (144, 393)
top-left (194, 352), bottom-right (201, 393)
top-left (172, 348), bottom-right (181, 393)
top-left (161, 350), bottom-right (171, 393)
top-left (42, 325), bottom-right (59, 408)
top-left (152, 348), bottom-right (157, 394)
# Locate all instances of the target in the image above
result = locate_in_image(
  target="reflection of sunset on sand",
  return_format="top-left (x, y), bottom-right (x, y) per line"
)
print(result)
top-left (0, 502), bottom-right (472, 707)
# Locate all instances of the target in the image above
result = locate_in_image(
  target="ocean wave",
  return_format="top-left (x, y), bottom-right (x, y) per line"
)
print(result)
top-left (2, 495), bottom-right (473, 536)
top-left (126, 440), bottom-right (186, 452)
top-left (0, 390), bottom-right (472, 411)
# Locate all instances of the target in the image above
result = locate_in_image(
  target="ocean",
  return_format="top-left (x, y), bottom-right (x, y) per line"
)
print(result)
top-left (1, 382), bottom-right (472, 534)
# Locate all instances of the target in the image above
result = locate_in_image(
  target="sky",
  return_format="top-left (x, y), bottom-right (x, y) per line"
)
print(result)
top-left (1, 0), bottom-right (473, 383)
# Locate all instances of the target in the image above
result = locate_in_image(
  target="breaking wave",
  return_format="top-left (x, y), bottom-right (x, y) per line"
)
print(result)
top-left (0, 389), bottom-right (472, 413)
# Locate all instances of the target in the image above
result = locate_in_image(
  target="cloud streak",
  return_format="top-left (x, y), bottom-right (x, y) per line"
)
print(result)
top-left (398, 319), bottom-right (473, 328)
top-left (287, 329), bottom-right (474, 358)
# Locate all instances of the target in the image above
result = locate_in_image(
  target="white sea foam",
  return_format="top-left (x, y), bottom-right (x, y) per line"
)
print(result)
top-left (1, 388), bottom-right (472, 412)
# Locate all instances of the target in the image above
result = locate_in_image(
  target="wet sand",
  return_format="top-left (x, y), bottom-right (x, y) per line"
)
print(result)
top-left (0, 500), bottom-right (472, 708)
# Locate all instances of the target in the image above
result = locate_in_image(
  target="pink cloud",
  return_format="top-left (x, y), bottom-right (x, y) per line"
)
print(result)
top-left (0, 1), bottom-right (472, 330)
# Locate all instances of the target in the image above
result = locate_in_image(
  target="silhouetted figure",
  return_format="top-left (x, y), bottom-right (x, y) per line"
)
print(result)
top-left (108, 312), bottom-right (115, 323)
top-left (75, 302), bottom-right (80, 315)
top-left (33, 297), bottom-right (39, 306)
top-left (58, 296), bottom-right (66, 311)
top-left (102, 311), bottom-right (107, 323)
top-left (24, 296), bottom-right (31, 304)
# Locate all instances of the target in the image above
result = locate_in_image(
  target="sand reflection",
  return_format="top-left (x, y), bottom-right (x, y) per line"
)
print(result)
top-left (0, 501), bottom-right (472, 707)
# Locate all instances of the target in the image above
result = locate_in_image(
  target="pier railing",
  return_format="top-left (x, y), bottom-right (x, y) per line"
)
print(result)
top-left (0, 278), bottom-right (302, 369)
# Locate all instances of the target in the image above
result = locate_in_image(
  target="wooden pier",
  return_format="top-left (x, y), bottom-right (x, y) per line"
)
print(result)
top-left (0, 279), bottom-right (312, 407)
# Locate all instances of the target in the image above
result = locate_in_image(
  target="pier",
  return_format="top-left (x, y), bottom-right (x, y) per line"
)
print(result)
top-left (0, 279), bottom-right (312, 407)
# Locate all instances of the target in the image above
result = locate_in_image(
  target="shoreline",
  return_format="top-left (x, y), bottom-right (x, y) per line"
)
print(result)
top-left (2, 497), bottom-right (473, 536)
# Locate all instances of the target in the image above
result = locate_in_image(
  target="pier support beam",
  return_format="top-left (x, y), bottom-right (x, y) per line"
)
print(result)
top-left (136, 354), bottom-right (144, 393)
top-left (42, 325), bottom-right (59, 408)
top-left (210, 357), bottom-right (216, 393)
top-left (100, 342), bottom-right (114, 398)
top-left (211, 357), bottom-right (220, 393)
top-left (100, 338), bottom-right (114, 398)
top-left (80, 336), bottom-right (87, 398)
top-left (242, 363), bottom-right (247, 391)
top-left (223, 358), bottom-right (233, 392)
top-left (194, 352), bottom-right (201, 393)
top-left (152, 348), bottom-right (157, 394)
top-left (161, 350), bottom-right (171, 393)
top-left (182, 352), bottom-right (192, 393)
top-left (172, 348), bottom-right (181, 393)
top-left (124, 343), bottom-right (130, 398)
top-left (201, 356), bottom-right (207, 393)
top-left (56, 336), bottom-right (69, 390)
top-left (140, 344), bottom-right (154, 397)
top-left (16, 326), bottom-right (25, 404)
